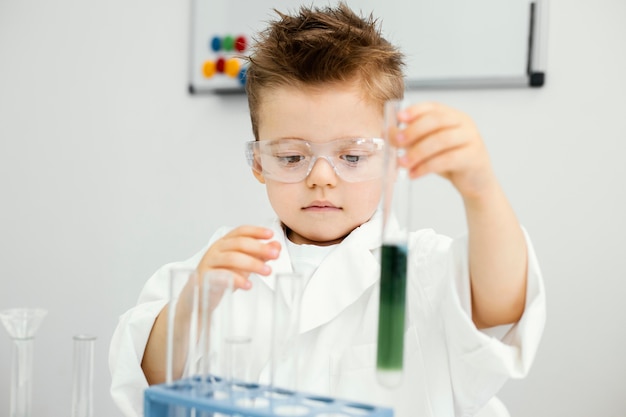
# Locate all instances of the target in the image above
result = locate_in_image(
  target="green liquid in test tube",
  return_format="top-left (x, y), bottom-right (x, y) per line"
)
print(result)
top-left (377, 243), bottom-right (407, 377)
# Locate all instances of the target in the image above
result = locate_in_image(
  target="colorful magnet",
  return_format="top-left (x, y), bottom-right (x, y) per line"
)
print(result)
top-left (238, 67), bottom-right (247, 85)
top-left (235, 36), bottom-right (247, 52)
top-left (210, 36), bottom-right (221, 52)
top-left (224, 58), bottom-right (241, 78)
top-left (216, 57), bottom-right (226, 73)
top-left (222, 35), bottom-right (235, 51)
top-left (202, 60), bottom-right (216, 78)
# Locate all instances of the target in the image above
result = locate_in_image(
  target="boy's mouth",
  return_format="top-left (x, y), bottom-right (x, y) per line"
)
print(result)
top-left (303, 201), bottom-right (341, 211)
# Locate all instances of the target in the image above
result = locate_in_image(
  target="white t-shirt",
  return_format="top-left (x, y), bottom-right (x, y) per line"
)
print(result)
top-left (286, 238), bottom-right (338, 288)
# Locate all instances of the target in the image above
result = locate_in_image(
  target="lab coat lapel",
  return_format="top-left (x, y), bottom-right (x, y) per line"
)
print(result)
top-left (299, 211), bottom-right (383, 333)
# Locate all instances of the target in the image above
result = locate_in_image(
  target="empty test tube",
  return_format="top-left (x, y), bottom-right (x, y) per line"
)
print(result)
top-left (198, 270), bottom-right (233, 389)
top-left (166, 267), bottom-right (198, 384)
top-left (270, 272), bottom-right (309, 416)
top-left (71, 334), bottom-right (96, 417)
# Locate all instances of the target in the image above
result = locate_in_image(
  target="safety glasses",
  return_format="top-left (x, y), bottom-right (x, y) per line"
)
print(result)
top-left (245, 137), bottom-right (386, 183)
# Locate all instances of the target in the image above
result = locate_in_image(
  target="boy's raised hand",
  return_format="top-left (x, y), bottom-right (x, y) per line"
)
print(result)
top-left (395, 102), bottom-right (528, 328)
top-left (196, 225), bottom-right (281, 290)
top-left (142, 226), bottom-right (280, 384)
top-left (395, 102), bottom-right (497, 201)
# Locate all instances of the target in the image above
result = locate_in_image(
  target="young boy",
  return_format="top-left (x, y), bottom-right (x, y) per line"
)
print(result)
top-left (109, 3), bottom-right (545, 417)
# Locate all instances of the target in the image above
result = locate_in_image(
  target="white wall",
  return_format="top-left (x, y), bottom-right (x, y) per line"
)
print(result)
top-left (0, 1), bottom-right (624, 416)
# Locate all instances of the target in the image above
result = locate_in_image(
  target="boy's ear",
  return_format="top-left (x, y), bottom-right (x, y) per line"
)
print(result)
top-left (252, 169), bottom-right (266, 184)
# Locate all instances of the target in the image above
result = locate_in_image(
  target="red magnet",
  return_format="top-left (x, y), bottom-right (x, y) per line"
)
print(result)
top-left (235, 36), bottom-right (247, 52)
top-left (216, 57), bottom-right (226, 73)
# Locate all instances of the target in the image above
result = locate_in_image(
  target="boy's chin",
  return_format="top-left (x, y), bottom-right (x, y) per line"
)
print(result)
top-left (287, 228), bottom-right (351, 246)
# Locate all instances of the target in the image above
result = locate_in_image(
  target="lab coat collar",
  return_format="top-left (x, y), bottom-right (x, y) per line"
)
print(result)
top-left (262, 210), bottom-right (385, 333)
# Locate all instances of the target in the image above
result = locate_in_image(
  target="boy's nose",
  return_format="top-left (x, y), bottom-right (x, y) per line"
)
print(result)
top-left (305, 156), bottom-right (338, 187)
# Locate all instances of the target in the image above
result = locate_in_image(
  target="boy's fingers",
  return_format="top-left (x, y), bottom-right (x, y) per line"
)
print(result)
top-left (217, 236), bottom-right (280, 262)
top-left (397, 101), bottom-right (441, 122)
top-left (197, 225), bottom-right (281, 290)
top-left (204, 250), bottom-right (272, 276)
top-left (402, 128), bottom-right (467, 168)
top-left (225, 225), bottom-right (274, 240)
top-left (232, 273), bottom-right (253, 290)
top-left (398, 110), bottom-right (461, 146)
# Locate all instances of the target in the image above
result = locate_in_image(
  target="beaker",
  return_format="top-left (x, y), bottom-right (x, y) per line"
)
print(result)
top-left (71, 334), bottom-right (96, 417)
top-left (376, 99), bottom-right (412, 388)
top-left (0, 307), bottom-right (48, 417)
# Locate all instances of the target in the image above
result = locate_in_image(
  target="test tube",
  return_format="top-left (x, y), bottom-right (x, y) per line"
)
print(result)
top-left (270, 272), bottom-right (309, 416)
top-left (197, 269), bottom-right (233, 391)
top-left (71, 334), bottom-right (96, 417)
top-left (218, 274), bottom-right (266, 410)
top-left (376, 99), bottom-right (411, 388)
top-left (166, 267), bottom-right (198, 384)
top-left (223, 283), bottom-right (258, 386)
top-left (166, 268), bottom-right (200, 417)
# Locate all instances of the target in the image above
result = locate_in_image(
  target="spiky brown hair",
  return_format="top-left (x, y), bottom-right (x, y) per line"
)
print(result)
top-left (245, 2), bottom-right (405, 139)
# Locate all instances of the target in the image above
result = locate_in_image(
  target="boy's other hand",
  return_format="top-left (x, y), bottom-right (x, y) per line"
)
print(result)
top-left (196, 226), bottom-right (281, 290)
top-left (395, 102), bottom-right (497, 201)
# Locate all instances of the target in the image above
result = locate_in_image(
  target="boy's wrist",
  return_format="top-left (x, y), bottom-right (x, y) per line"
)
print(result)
top-left (461, 175), bottom-right (503, 210)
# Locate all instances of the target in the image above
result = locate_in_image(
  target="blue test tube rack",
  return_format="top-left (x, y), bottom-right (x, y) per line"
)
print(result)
top-left (145, 376), bottom-right (394, 417)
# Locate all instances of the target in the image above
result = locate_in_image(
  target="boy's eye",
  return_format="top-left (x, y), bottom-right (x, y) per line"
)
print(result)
top-left (340, 152), bottom-right (370, 165)
top-left (343, 154), bottom-right (363, 163)
top-left (276, 154), bottom-right (306, 165)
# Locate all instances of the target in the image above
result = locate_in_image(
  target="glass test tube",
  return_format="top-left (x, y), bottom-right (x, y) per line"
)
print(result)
top-left (223, 282), bottom-right (258, 386)
top-left (198, 269), bottom-right (233, 391)
top-left (270, 272), bottom-right (309, 416)
top-left (377, 99), bottom-right (412, 388)
top-left (0, 308), bottom-right (48, 417)
top-left (71, 334), bottom-right (96, 417)
top-left (166, 267), bottom-right (198, 385)
top-left (217, 273), bottom-right (265, 410)
top-left (166, 268), bottom-right (201, 417)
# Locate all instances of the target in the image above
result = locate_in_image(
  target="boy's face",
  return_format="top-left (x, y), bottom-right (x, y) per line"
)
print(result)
top-left (254, 82), bottom-right (384, 245)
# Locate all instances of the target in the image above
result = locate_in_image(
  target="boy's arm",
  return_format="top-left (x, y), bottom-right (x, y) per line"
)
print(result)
top-left (463, 179), bottom-right (527, 328)
top-left (396, 102), bottom-right (528, 328)
top-left (141, 305), bottom-right (173, 384)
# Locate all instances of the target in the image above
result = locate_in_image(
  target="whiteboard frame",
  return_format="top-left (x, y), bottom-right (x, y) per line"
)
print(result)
top-left (188, 0), bottom-right (547, 94)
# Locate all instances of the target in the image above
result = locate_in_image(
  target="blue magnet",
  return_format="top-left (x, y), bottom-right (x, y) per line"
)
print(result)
top-left (238, 67), bottom-right (247, 85)
top-left (210, 36), bottom-right (221, 52)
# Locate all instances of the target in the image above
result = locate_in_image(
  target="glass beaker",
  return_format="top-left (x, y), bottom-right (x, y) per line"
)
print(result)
top-left (376, 99), bottom-right (412, 388)
top-left (71, 334), bottom-right (96, 417)
top-left (0, 308), bottom-right (48, 417)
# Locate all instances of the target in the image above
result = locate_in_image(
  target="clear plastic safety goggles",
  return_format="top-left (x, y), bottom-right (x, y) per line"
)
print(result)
top-left (245, 137), bottom-right (386, 183)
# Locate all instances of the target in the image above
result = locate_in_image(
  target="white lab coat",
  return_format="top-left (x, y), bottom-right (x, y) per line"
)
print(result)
top-left (109, 210), bottom-right (545, 417)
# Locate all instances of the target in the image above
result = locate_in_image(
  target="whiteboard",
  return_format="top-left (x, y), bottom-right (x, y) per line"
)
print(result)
top-left (188, 0), bottom-right (547, 93)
